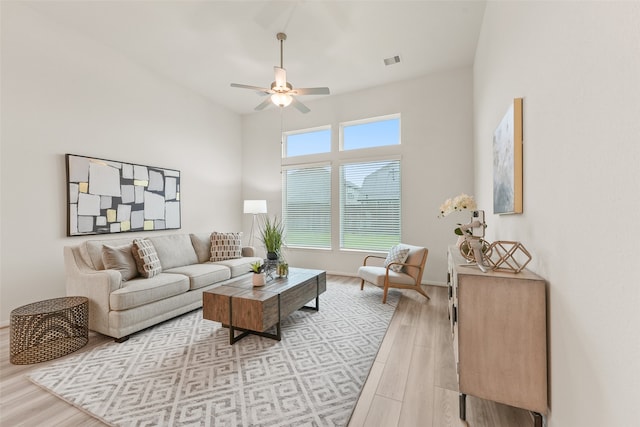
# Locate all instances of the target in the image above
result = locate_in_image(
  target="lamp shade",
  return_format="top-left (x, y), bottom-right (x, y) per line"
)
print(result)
top-left (243, 200), bottom-right (267, 214)
top-left (271, 93), bottom-right (292, 107)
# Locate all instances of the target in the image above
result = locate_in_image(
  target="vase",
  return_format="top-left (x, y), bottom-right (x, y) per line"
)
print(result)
top-left (252, 273), bottom-right (266, 287)
top-left (277, 262), bottom-right (289, 278)
top-left (267, 252), bottom-right (278, 261)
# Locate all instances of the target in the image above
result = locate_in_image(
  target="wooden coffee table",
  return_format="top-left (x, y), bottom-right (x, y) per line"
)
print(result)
top-left (203, 268), bottom-right (326, 344)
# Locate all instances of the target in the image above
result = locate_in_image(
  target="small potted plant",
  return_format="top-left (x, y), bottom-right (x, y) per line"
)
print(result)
top-left (259, 215), bottom-right (285, 261)
top-left (277, 261), bottom-right (289, 278)
top-left (249, 261), bottom-right (265, 287)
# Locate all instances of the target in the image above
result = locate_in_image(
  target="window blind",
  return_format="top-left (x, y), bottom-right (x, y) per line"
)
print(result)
top-left (282, 164), bottom-right (331, 249)
top-left (340, 160), bottom-right (401, 251)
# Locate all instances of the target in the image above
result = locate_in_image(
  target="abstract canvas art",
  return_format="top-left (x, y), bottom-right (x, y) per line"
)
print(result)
top-left (493, 98), bottom-right (523, 214)
top-left (66, 154), bottom-right (181, 236)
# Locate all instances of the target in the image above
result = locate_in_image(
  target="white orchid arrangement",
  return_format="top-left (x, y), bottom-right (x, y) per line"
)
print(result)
top-left (438, 193), bottom-right (477, 218)
top-left (438, 194), bottom-right (482, 236)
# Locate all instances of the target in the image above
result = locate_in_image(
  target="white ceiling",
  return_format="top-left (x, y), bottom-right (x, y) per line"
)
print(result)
top-left (25, 0), bottom-right (487, 115)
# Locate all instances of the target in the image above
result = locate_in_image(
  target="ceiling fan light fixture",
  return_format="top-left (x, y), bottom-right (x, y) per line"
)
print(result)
top-left (271, 92), bottom-right (292, 107)
top-left (230, 32), bottom-right (329, 114)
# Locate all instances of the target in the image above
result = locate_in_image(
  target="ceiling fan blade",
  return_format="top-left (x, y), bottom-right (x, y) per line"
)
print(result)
top-left (292, 87), bottom-right (330, 96)
top-left (291, 97), bottom-right (310, 114)
top-left (274, 67), bottom-right (287, 88)
top-left (254, 97), bottom-right (273, 111)
top-left (231, 83), bottom-right (270, 93)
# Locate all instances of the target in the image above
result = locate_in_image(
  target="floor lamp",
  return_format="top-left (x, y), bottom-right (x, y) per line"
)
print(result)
top-left (244, 200), bottom-right (267, 247)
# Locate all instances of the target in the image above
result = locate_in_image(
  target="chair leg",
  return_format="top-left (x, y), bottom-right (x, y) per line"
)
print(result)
top-left (414, 285), bottom-right (430, 300)
top-left (382, 283), bottom-right (389, 304)
top-left (360, 278), bottom-right (365, 290)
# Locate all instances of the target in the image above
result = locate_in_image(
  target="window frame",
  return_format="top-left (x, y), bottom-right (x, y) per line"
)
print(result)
top-left (282, 125), bottom-right (332, 159)
top-left (339, 113), bottom-right (401, 152)
top-left (281, 114), bottom-right (402, 253)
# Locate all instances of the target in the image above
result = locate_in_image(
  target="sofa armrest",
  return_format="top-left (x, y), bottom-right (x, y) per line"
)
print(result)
top-left (64, 246), bottom-right (122, 335)
top-left (242, 246), bottom-right (256, 257)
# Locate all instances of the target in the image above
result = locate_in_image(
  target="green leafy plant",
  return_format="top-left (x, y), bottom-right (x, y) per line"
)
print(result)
top-left (259, 215), bottom-right (285, 259)
top-left (249, 261), bottom-right (264, 274)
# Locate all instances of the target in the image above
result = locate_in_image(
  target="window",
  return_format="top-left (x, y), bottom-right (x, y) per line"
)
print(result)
top-left (282, 115), bottom-right (401, 252)
top-left (284, 127), bottom-right (331, 157)
top-left (282, 164), bottom-right (331, 249)
top-left (342, 116), bottom-right (400, 151)
top-left (340, 160), bottom-right (401, 251)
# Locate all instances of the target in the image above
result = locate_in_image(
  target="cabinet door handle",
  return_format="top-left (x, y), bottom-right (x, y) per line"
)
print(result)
top-left (452, 305), bottom-right (457, 324)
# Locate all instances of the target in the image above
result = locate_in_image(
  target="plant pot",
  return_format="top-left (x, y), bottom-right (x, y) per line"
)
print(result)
top-left (267, 252), bottom-right (278, 261)
top-left (252, 273), bottom-right (266, 287)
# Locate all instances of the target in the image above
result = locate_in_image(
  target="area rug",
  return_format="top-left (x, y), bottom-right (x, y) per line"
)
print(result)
top-left (28, 280), bottom-right (399, 427)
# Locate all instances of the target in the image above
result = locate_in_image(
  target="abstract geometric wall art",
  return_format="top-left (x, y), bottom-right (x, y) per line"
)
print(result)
top-left (66, 154), bottom-right (181, 236)
top-left (493, 98), bottom-right (523, 214)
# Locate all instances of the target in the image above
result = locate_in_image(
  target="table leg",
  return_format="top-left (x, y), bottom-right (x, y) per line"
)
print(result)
top-left (227, 294), bottom-right (282, 344)
top-left (459, 393), bottom-right (466, 420)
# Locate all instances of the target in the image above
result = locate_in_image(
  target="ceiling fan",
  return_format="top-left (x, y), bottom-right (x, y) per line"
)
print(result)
top-left (231, 32), bottom-right (330, 113)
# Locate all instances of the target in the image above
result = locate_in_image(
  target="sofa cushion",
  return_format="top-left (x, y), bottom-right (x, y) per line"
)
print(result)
top-left (102, 243), bottom-right (138, 281)
top-left (210, 232), bottom-right (243, 261)
top-left (132, 238), bottom-right (162, 278)
top-left (164, 264), bottom-right (231, 290)
top-left (190, 233), bottom-right (213, 263)
top-left (211, 256), bottom-right (262, 278)
top-left (109, 273), bottom-right (190, 310)
top-left (85, 237), bottom-right (136, 270)
top-left (149, 234), bottom-right (198, 270)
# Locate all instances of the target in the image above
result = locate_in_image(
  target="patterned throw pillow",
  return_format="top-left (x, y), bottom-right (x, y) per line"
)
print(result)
top-left (131, 238), bottom-right (162, 278)
top-left (210, 232), bottom-right (243, 262)
top-left (102, 243), bottom-right (138, 281)
top-left (384, 245), bottom-right (410, 273)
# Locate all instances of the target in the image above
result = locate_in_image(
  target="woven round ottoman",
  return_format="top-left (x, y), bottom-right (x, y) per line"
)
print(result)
top-left (10, 296), bottom-right (88, 365)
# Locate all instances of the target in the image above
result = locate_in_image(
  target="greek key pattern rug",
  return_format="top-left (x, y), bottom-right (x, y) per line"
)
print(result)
top-left (28, 280), bottom-right (399, 427)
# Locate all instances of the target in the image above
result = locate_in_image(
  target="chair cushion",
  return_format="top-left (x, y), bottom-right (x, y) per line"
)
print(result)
top-left (102, 243), bottom-right (138, 281)
top-left (358, 266), bottom-right (417, 287)
top-left (384, 245), bottom-right (410, 272)
top-left (164, 263), bottom-right (231, 290)
top-left (401, 244), bottom-right (427, 277)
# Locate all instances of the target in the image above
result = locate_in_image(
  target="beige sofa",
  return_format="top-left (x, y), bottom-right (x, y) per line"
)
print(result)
top-left (64, 232), bottom-right (261, 341)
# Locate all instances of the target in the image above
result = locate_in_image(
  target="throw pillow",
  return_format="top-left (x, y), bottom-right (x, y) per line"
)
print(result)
top-left (102, 243), bottom-right (138, 281)
top-left (384, 245), bottom-right (410, 273)
top-left (131, 238), bottom-right (162, 278)
top-left (210, 232), bottom-right (243, 262)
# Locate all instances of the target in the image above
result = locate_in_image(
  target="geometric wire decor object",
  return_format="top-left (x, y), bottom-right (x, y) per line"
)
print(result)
top-left (485, 240), bottom-right (532, 273)
top-left (66, 154), bottom-right (181, 236)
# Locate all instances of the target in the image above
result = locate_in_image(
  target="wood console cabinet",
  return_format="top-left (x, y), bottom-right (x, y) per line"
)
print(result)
top-left (447, 246), bottom-right (547, 425)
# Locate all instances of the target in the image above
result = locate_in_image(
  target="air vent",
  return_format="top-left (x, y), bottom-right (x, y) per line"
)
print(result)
top-left (384, 55), bottom-right (401, 66)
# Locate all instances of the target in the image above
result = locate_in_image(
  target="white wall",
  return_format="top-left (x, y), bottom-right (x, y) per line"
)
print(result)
top-left (0, 3), bottom-right (243, 323)
top-left (241, 68), bottom-right (475, 284)
top-left (474, 2), bottom-right (640, 425)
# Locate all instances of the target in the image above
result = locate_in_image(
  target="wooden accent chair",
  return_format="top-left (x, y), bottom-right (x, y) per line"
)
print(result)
top-left (358, 244), bottom-right (430, 304)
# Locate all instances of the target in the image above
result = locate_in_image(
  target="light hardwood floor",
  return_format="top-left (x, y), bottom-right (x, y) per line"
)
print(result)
top-left (0, 276), bottom-right (533, 426)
